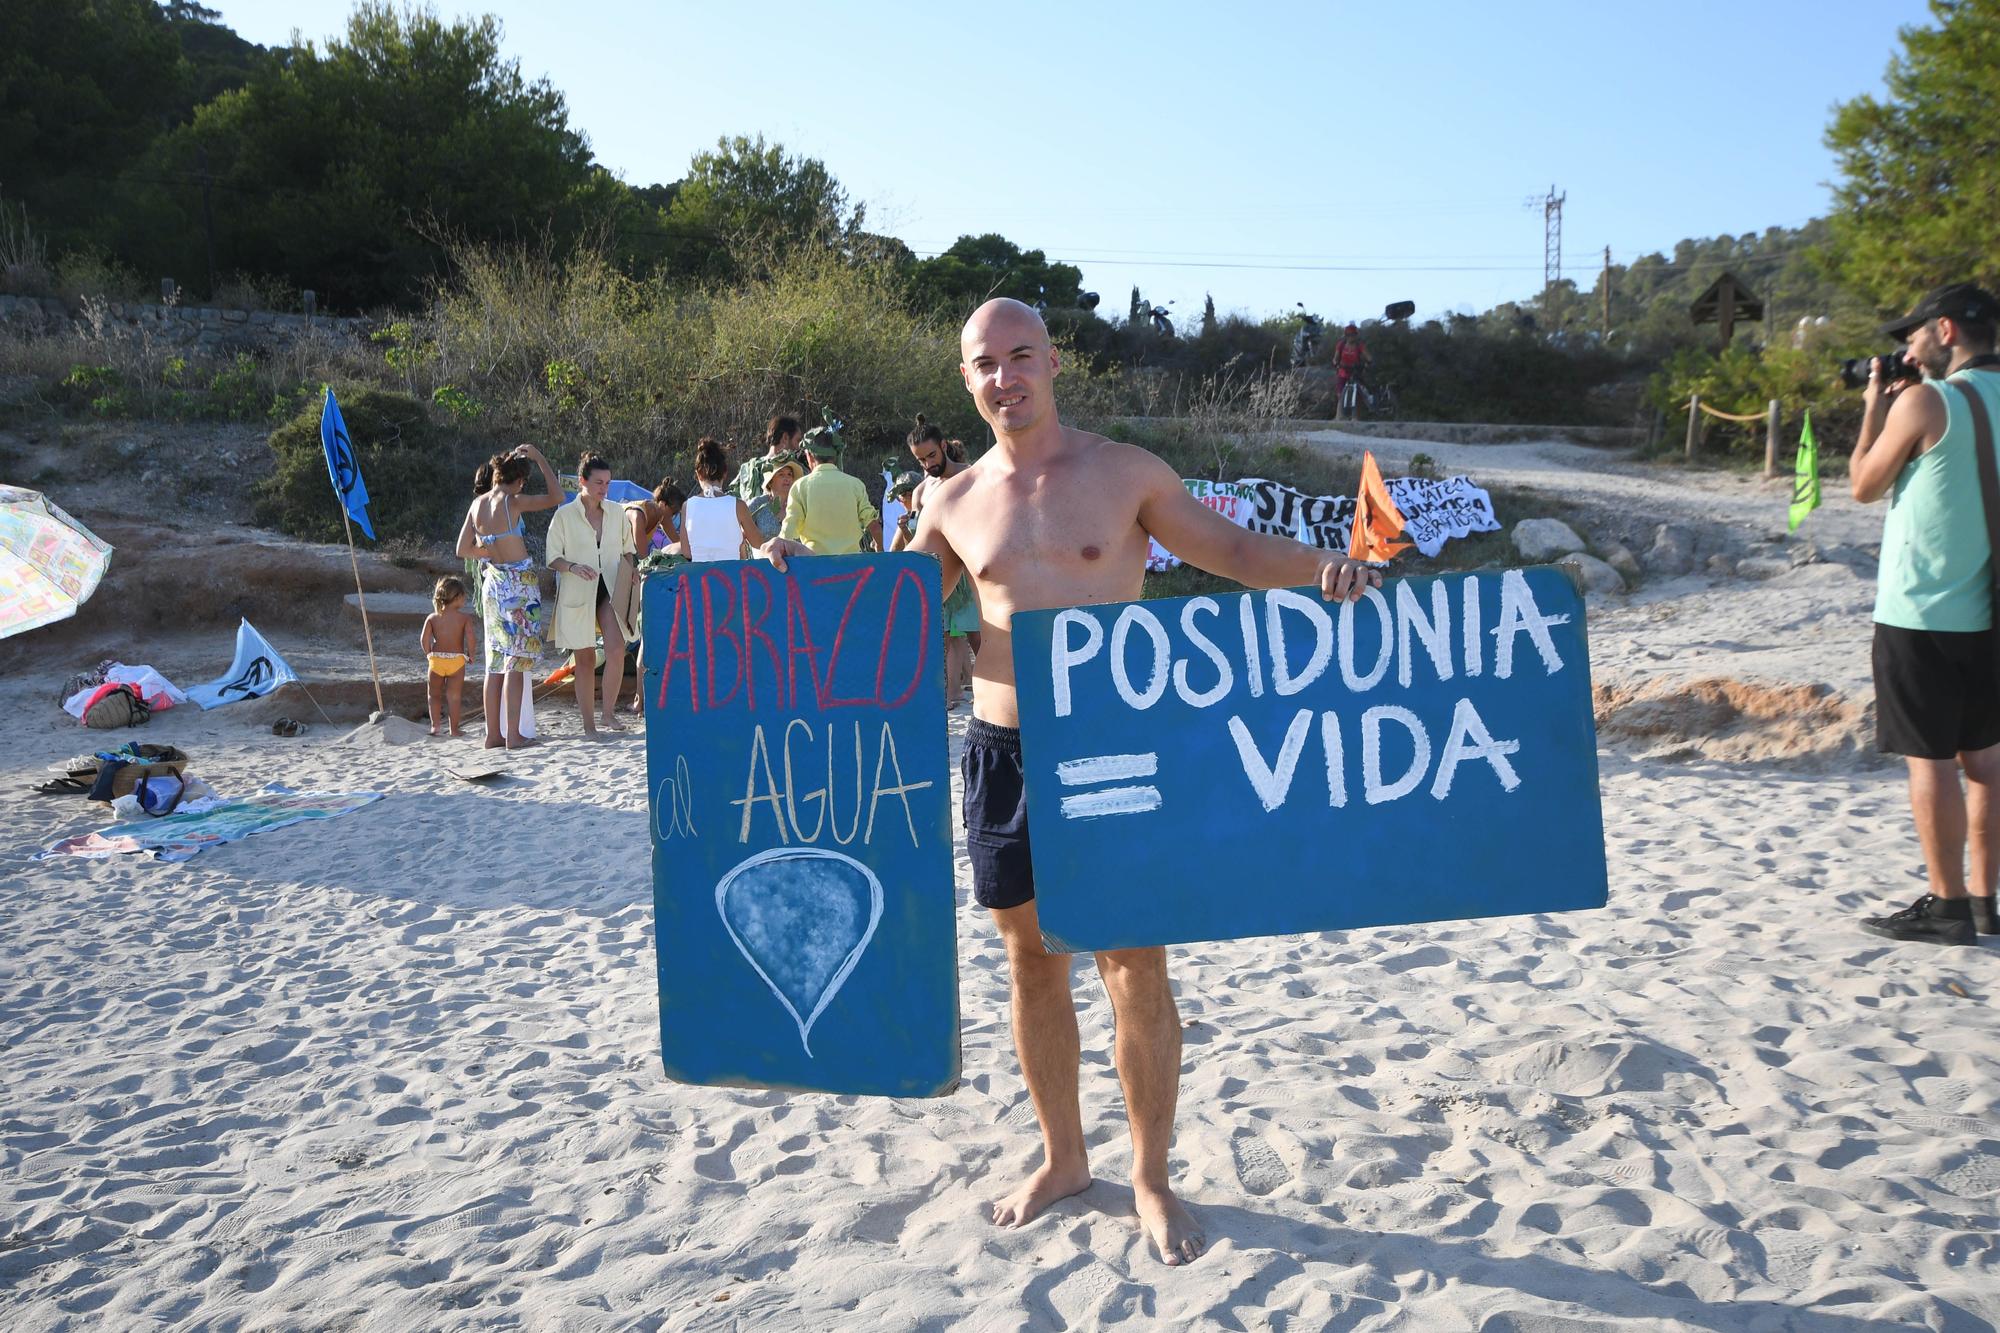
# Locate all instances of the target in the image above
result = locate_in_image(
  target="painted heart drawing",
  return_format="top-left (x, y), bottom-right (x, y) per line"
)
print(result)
top-left (714, 847), bottom-right (884, 1055)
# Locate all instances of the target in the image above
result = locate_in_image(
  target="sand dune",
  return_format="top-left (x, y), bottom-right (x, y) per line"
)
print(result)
top-left (3, 439), bottom-right (1997, 1330)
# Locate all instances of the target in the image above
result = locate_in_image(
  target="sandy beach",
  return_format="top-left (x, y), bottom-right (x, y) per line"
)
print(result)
top-left (3, 434), bottom-right (1997, 1331)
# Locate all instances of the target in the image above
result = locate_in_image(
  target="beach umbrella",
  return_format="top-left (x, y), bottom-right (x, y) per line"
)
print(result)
top-left (0, 485), bottom-right (113, 639)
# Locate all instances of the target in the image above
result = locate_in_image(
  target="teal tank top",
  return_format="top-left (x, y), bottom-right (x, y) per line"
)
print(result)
top-left (1874, 368), bottom-right (2000, 632)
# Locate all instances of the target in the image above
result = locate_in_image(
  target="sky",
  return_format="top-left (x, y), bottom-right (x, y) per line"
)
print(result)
top-left (216, 0), bottom-right (1933, 328)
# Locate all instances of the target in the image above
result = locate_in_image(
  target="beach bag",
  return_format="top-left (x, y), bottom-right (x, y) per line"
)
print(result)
top-left (83, 685), bottom-right (150, 729)
top-left (82, 744), bottom-right (191, 802)
top-left (133, 775), bottom-right (188, 816)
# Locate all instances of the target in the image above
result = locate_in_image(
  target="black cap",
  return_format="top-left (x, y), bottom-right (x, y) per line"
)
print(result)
top-left (1878, 282), bottom-right (2000, 338)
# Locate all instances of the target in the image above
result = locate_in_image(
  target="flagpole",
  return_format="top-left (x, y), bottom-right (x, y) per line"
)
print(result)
top-left (339, 506), bottom-right (386, 715)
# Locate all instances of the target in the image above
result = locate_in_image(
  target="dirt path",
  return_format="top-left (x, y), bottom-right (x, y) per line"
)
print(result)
top-left (1299, 427), bottom-right (1881, 552)
top-left (1299, 427), bottom-right (1890, 766)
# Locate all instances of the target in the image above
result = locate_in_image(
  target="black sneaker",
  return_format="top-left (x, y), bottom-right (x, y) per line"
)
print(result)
top-left (1861, 894), bottom-right (1976, 946)
top-left (1974, 896), bottom-right (1999, 937)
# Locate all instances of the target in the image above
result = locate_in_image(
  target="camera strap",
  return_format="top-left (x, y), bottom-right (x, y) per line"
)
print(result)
top-left (1950, 373), bottom-right (2000, 635)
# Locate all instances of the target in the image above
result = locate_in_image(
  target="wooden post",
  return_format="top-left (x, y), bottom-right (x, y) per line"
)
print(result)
top-left (1717, 274), bottom-right (1736, 347)
top-left (1649, 406), bottom-right (1664, 451)
top-left (1764, 399), bottom-right (1781, 479)
top-left (339, 507), bottom-right (386, 715)
top-left (1685, 394), bottom-right (1701, 461)
top-left (1601, 244), bottom-right (1611, 342)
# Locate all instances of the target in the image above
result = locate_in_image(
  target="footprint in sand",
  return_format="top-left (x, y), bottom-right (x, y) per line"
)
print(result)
top-left (1229, 1134), bottom-right (1292, 1195)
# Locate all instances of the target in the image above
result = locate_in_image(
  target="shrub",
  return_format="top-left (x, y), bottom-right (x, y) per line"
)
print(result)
top-left (59, 364), bottom-right (129, 416)
top-left (420, 242), bottom-right (979, 490)
top-left (255, 388), bottom-right (471, 545)
top-left (1645, 326), bottom-right (1871, 460)
top-left (432, 384), bottom-right (483, 421)
top-left (206, 353), bottom-right (266, 422)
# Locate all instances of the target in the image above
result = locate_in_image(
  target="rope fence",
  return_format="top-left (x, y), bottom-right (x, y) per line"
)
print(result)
top-left (1683, 393), bottom-right (1786, 476)
top-left (1688, 398), bottom-right (1769, 424)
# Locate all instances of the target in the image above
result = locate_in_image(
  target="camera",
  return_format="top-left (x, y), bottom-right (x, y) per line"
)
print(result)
top-left (1838, 349), bottom-right (1920, 390)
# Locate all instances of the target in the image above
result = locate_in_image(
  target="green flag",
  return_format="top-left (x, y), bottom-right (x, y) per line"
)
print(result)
top-left (1788, 410), bottom-right (1820, 532)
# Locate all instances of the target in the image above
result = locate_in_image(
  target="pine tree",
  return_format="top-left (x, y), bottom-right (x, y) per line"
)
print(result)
top-left (1826, 0), bottom-right (2000, 305)
top-left (1200, 293), bottom-right (1218, 339)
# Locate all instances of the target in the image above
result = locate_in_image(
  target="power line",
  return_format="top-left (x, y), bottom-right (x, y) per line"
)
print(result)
top-left (898, 249), bottom-right (1818, 277)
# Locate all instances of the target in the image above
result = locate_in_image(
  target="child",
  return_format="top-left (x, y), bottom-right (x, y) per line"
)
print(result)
top-left (421, 576), bottom-right (479, 736)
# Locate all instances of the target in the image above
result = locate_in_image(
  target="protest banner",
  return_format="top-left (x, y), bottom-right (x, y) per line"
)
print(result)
top-left (1011, 566), bottom-right (1607, 953)
top-left (643, 553), bottom-right (959, 1096)
top-left (1149, 474), bottom-right (1501, 571)
top-left (1147, 479), bottom-right (1259, 571)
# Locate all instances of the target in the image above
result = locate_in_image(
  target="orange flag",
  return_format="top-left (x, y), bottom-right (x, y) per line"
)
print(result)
top-left (1347, 450), bottom-right (1411, 562)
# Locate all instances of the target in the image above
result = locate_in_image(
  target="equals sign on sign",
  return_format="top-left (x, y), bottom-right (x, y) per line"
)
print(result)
top-left (1056, 753), bottom-right (1161, 820)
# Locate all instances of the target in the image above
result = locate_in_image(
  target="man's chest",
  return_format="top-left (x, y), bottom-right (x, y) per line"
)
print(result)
top-left (947, 488), bottom-right (1145, 583)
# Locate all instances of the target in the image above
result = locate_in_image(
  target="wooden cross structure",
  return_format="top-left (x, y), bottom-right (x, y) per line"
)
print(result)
top-left (1690, 271), bottom-right (1766, 347)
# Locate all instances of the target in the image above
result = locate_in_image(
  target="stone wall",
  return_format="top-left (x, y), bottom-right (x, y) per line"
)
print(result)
top-left (0, 292), bottom-right (368, 351)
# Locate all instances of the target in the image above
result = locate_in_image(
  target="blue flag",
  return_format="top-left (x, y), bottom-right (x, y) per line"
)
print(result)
top-left (321, 388), bottom-right (374, 539)
top-left (186, 619), bottom-right (301, 710)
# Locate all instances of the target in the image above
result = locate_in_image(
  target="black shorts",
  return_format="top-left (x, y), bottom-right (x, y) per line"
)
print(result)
top-left (1873, 623), bottom-right (2000, 759)
top-left (962, 719), bottom-right (1035, 911)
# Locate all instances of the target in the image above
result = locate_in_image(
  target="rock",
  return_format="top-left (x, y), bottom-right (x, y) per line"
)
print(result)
top-left (1556, 552), bottom-right (1626, 595)
top-left (1706, 553), bottom-right (1737, 576)
top-left (1603, 543), bottom-right (1643, 583)
top-left (1644, 523), bottom-right (1697, 575)
top-left (1513, 518), bottom-right (1587, 562)
top-left (1735, 556), bottom-right (1792, 580)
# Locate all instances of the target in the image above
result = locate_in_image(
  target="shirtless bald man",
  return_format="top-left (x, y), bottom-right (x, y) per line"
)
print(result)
top-left (912, 299), bottom-right (1385, 1265)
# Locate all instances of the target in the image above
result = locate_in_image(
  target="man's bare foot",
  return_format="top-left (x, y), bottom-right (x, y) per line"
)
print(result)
top-left (1134, 1185), bottom-right (1204, 1266)
top-left (428, 726), bottom-right (439, 736)
top-left (990, 1161), bottom-right (1091, 1228)
top-left (506, 737), bottom-right (541, 751)
top-left (450, 727), bottom-right (465, 737)
top-left (484, 736), bottom-right (505, 750)
top-left (599, 715), bottom-right (626, 732)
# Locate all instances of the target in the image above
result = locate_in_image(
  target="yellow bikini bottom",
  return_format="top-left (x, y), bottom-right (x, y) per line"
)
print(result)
top-left (427, 652), bottom-right (467, 678)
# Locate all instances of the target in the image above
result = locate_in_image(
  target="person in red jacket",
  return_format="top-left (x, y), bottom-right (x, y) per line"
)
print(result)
top-left (1333, 323), bottom-right (1371, 416)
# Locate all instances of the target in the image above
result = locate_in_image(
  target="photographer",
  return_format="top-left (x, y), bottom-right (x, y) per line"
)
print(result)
top-left (1849, 283), bottom-right (2000, 946)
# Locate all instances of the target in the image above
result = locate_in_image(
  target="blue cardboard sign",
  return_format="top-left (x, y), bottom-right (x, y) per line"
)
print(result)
top-left (643, 554), bottom-right (959, 1097)
top-left (1012, 567), bottom-right (1607, 953)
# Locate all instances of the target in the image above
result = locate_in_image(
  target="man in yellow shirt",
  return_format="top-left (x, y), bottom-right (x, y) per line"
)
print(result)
top-left (781, 426), bottom-right (882, 554)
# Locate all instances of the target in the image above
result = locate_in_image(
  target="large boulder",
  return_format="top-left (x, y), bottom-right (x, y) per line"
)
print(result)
top-left (1557, 551), bottom-right (1627, 595)
top-left (1644, 523), bottom-right (1697, 575)
top-left (1513, 518), bottom-right (1586, 562)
